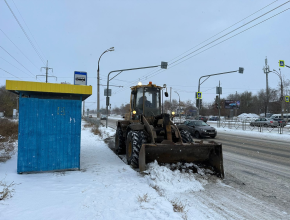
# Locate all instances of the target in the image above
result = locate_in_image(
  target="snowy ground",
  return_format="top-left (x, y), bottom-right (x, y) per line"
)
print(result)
top-left (1, 120), bottom-right (289, 219)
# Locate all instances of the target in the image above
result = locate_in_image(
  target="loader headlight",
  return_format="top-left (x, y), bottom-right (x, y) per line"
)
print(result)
top-left (172, 111), bottom-right (175, 115)
top-left (132, 110), bottom-right (136, 115)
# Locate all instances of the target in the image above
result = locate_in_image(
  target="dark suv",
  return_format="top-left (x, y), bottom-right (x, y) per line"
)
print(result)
top-left (177, 120), bottom-right (217, 139)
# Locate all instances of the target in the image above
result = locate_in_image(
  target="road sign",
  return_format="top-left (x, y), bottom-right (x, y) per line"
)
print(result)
top-left (279, 60), bottom-right (285, 67)
top-left (104, 89), bottom-right (112, 96)
top-left (197, 92), bottom-right (202, 99)
top-left (286, 96), bottom-right (289, 102)
top-left (216, 87), bottom-right (222, 94)
top-left (74, 71), bottom-right (87, 85)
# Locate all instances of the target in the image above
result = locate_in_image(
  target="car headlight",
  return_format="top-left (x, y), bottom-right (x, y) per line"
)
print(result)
top-left (202, 129), bottom-right (207, 132)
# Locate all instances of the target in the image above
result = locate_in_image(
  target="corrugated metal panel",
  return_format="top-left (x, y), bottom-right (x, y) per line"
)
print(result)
top-left (17, 97), bottom-right (81, 173)
top-left (6, 80), bottom-right (92, 95)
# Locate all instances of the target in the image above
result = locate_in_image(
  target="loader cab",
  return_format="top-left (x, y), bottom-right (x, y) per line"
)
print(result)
top-left (131, 85), bottom-right (161, 118)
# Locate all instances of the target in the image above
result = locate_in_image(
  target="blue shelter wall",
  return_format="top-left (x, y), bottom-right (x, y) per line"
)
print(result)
top-left (18, 97), bottom-right (81, 173)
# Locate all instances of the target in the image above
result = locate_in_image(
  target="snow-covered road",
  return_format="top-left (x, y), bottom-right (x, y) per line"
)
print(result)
top-left (0, 121), bottom-right (289, 219)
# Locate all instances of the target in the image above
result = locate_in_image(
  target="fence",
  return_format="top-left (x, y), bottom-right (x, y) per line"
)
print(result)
top-left (216, 118), bottom-right (290, 135)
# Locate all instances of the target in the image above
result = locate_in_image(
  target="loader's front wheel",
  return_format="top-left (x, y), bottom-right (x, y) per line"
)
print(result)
top-left (126, 131), bottom-right (147, 168)
top-left (115, 127), bottom-right (125, 154)
top-left (180, 130), bottom-right (193, 143)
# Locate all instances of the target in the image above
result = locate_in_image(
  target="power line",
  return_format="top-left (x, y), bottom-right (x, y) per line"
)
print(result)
top-left (138, 6), bottom-right (290, 83)
top-left (0, 67), bottom-right (22, 80)
top-left (112, 2), bottom-right (290, 94)
top-left (167, 0), bottom-right (279, 63)
top-left (169, 1), bottom-right (290, 66)
top-left (0, 56), bottom-right (34, 77)
top-left (11, 0), bottom-right (47, 61)
top-left (4, 0), bottom-right (46, 65)
top-left (0, 29), bottom-right (39, 69)
top-left (0, 45), bottom-right (37, 78)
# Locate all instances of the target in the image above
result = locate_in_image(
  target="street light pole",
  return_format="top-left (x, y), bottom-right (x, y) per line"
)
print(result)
top-left (97, 47), bottom-right (114, 118)
top-left (174, 91), bottom-right (181, 123)
top-left (105, 62), bottom-right (168, 128)
top-left (196, 67), bottom-right (244, 119)
top-left (272, 69), bottom-right (284, 119)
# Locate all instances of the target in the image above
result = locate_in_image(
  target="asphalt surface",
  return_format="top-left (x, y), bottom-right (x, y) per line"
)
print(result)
top-left (105, 117), bottom-right (290, 214)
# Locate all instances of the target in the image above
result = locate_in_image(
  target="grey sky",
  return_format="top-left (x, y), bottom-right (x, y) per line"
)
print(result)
top-left (1, 0), bottom-right (289, 110)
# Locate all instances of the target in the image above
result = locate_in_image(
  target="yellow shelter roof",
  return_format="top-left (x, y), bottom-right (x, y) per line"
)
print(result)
top-left (6, 80), bottom-right (92, 100)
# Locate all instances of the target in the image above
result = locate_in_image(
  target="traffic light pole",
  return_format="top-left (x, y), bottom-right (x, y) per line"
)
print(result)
top-left (218, 80), bottom-right (221, 127)
top-left (196, 68), bottom-right (244, 119)
top-left (105, 62), bottom-right (168, 128)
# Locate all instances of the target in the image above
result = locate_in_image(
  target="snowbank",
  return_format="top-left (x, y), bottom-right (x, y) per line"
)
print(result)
top-left (0, 121), bottom-right (211, 220)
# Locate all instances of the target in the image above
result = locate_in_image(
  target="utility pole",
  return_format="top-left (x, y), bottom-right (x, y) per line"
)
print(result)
top-left (263, 57), bottom-right (270, 117)
top-left (170, 87), bottom-right (172, 113)
top-left (235, 91), bottom-right (238, 117)
top-left (37, 60), bottom-right (56, 83)
top-left (218, 81), bottom-right (221, 126)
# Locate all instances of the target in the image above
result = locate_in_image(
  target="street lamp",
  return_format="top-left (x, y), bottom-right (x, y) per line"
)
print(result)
top-left (97, 47), bottom-right (114, 118)
top-left (174, 91), bottom-right (181, 123)
top-left (105, 61), bottom-right (168, 127)
top-left (196, 67), bottom-right (244, 119)
top-left (272, 69), bottom-right (284, 118)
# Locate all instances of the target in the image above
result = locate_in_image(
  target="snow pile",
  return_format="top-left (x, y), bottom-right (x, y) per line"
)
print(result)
top-left (145, 161), bottom-right (204, 194)
top-left (237, 113), bottom-right (259, 122)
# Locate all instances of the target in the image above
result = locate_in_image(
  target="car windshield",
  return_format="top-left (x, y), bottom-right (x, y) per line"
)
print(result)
top-left (189, 121), bottom-right (208, 126)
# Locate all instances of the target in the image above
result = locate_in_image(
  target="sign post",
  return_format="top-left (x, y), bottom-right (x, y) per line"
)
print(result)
top-left (74, 71), bottom-right (87, 85)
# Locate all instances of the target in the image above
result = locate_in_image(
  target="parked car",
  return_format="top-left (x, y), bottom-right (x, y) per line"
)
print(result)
top-left (249, 118), bottom-right (278, 127)
top-left (177, 120), bottom-right (217, 139)
top-left (273, 119), bottom-right (287, 127)
top-left (209, 116), bottom-right (220, 121)
top-left (269, 114), bottom-right (287, 127)
top-left (198, 116), bottom-right (208, 122)
top-left (100, 114), bottom-right (107, 120)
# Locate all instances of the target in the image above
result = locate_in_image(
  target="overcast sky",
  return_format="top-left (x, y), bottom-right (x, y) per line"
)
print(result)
top-left (1, 0), bottom-right (289, 110)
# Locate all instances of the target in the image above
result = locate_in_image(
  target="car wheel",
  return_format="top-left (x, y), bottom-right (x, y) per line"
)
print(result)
top-left (263, 124), bottom-right (268, 127)
top-left (250, 123), bottom-right (254, 127)
top-left (195, 131), bottom-right (201, 139)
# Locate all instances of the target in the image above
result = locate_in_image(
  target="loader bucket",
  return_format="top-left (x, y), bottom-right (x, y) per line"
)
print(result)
top-left (139, 141), bottom-right (224, 178)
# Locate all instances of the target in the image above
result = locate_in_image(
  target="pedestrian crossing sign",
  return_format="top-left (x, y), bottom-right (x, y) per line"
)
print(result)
top-left (286, 96), bottom-right (289, 102)
top-left (279, 60), bottom-right (285, 67)
top-left (197, 92), bottom-right (202, 99)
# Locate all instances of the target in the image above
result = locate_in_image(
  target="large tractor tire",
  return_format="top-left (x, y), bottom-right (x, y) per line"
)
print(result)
top-left (180, 130), bottom-right (193, 143)
top-left (126, 130), bottom-right (147, 168)
top-left (115, 127), bottom-right (125, 154)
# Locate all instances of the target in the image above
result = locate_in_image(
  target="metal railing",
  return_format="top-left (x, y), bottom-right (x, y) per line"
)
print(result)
top-left (216, 117), bottom-right (290, 135)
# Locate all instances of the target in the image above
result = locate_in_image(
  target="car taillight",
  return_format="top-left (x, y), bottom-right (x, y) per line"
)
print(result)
top-left (270, 121), bottom-right (273, 123)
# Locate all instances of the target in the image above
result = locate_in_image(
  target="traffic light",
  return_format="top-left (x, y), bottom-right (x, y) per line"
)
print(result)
top-left (215, 103), bottom-right (219, 109)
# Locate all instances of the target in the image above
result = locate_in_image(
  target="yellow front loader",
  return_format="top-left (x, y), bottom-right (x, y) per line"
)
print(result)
top-left (115, 82), bottom-right (224, 178)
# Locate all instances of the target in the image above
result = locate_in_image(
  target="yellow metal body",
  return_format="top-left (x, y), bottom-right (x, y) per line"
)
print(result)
top-left (6, 80), bottom-right (92, 96)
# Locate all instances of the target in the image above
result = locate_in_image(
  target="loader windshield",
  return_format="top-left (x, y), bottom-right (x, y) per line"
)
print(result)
top-left (136, 87), bottom-right (161, 116)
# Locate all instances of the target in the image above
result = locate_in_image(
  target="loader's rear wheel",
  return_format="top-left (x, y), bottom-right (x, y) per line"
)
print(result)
top-left (126, 131), bottom-right (147, 168)
top-left (115, 127), bottom-right (125, 154)
top-left (180, 130), bottom-right (193, 143)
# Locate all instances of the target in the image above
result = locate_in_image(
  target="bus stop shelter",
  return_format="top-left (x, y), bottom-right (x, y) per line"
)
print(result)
top-left (6, 80), bottom-right (92, 173)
